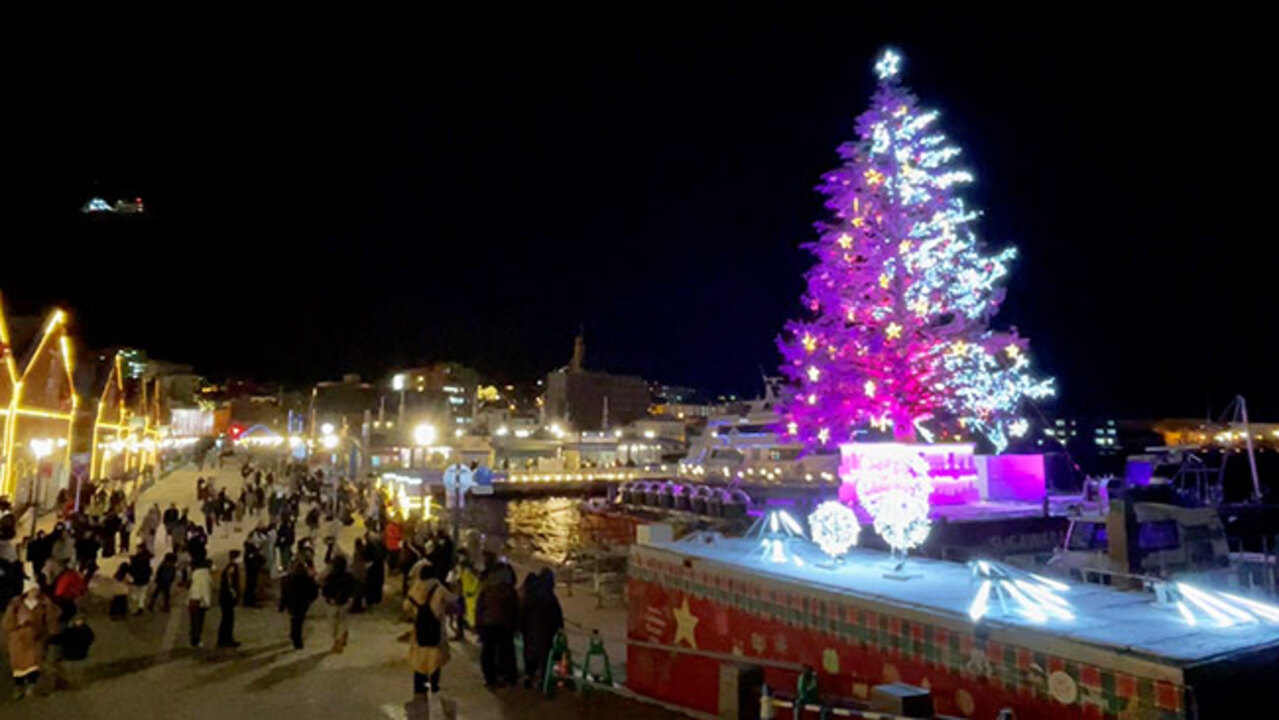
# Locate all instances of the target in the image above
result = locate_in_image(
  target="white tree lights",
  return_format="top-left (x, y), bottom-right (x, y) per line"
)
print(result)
top-left (840, 443), bottom-right (934, 562)
top-left (807, 501), bottom-right (861, 560)
top-left (866, 489), bottom-right (931, 559)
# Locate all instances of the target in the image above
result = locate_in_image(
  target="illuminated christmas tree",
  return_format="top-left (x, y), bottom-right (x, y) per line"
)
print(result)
top-left (779, 49), bottom-right (1053, 452)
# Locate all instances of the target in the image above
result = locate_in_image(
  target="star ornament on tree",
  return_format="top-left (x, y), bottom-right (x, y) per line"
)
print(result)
top-left (875, 49), bottom-right (902, 80)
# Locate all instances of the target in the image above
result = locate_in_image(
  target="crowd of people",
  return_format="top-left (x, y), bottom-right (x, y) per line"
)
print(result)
top-left (0, 453), bottom-right (568, 711)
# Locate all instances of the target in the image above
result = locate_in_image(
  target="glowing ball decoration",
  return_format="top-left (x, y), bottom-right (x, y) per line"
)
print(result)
top-left (807, 501), bottom-right (861, 560)
top-left (866, 489), bottom-right (931, 556)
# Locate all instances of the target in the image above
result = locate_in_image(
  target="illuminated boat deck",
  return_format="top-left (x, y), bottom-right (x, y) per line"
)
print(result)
top-left (643, 538), bottom-right (1279, 670)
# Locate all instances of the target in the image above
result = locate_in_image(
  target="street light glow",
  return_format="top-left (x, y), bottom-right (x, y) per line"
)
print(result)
top-left (321, 435), bottom-right (339, 449)
top-left (392, 373), bottom-right (406, 391)
top-left (320, 422), bottom-right (335, 436)
top-left (414, 423), bottom-right (437, 446)
top-left (29, 439), bottom-right (54, 459)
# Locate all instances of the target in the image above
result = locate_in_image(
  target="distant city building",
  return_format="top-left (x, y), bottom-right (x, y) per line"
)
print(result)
top-left (650, 383), bottom-right (701, 403)
top-left (388, 362), bottom-right (483, 432)
top-left (651, 401), bottom-right (727, 420)
top-left (118, 348), bottom-right (148, 379)
top-left (543, 334), bottom-right (649, 431)
top-left (311, 373), bottom-right (377, 435)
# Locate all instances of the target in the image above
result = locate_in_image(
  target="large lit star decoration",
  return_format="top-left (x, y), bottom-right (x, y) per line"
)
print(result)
top-left (777, 48), bottom-right (1053, 452)
top-left (807, 501), bottom-right (861, 560)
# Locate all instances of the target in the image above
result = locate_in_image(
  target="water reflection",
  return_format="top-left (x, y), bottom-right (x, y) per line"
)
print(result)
top-left (468, 496), bottom-right (585, 564)
top-left (505, 497), bottom-right (582, 564)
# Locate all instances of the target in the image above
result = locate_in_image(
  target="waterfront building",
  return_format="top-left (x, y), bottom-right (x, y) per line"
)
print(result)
top-left (543, 334), bottom-right (649, 431)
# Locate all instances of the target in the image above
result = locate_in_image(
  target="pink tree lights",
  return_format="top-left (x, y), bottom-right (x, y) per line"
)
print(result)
top-left (778, 49), bottom-right (1053, 453)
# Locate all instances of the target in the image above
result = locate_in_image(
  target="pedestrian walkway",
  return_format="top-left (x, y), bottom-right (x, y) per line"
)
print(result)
top-left (2, 461), bottom-right (681, 719)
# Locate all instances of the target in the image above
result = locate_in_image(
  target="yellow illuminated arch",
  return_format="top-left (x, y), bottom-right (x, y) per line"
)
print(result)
top-left (1, 301), bottom-right (77, 499)
top-left (90, 352), bottom-right (130, 479)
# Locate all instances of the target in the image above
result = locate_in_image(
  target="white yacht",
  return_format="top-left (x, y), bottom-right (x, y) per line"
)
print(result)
top-left (678, 378), bottom-right (840, 484)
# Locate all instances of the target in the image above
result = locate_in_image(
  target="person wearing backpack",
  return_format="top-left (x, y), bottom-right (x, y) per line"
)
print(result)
top-left (321, 555), bottom-right (354, 653)
top-left (279, 560), bottom-right (318, 650)
top-left (404, 564), bottom-right (456, 697)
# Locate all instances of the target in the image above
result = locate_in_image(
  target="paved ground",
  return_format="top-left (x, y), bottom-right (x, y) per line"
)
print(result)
top-left (1, 462), bottom-right (684, 719)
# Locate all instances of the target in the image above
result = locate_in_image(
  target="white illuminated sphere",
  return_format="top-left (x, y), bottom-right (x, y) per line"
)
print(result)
top-left (807, 500), bottom-right (861, 559)
top-left (867, 489), bottom-right (932, 553)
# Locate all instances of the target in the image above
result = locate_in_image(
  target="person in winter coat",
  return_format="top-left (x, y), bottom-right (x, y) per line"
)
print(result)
top-left (51, 564), bottom-right (88, 622)
top-left (127, 544), bottom-right (153, 614)
top-left (3, 579), bottom-right (60, 699)
top-left (0, 557), bottom-right (22, 614)
top-left (55, 614), bottom-right (94, 687)
top-left (188, 559), bottom-right (213, 647)
top-left (217, 550), bottom-right (242, 648)
top-left (321, 555), bottom-right (354, 652)
top-left (25, 531), bottom-right (51, 590)
top-left (101, 512), bottom-right (121, 557)
top-left (305, 506), bottom-right (321, 539)
top-left (405, 565), bottom-right (457, 696)
top-left (520, 569), bottom-right (565, 687)
top-left (275, 521), bottom-right (295, 572)
top-left (349, 539), bottom-right (368, 613)
top-left (243, 530), bottom-right (267, 608)
top-left (149, 553), bottom-right (178, 612)
top-left (450, 550), bottom-right (480, 641)
top-left (74, 529), bottom-right (100, 579)
top-left (475, 561), bottom-right (519, 686)
top-left (278, 560), bottom-right (318, 649)
top-left (364, 532), bottom-right (386, 607)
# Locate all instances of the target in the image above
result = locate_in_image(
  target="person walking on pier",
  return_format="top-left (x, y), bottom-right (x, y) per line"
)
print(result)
top-left (149, 553), bottom-right (177, 613)
top-left (406, 565), bottom-right (456, 696)
top-left (520, 569), bottom-right (564, 688)
top-left (322, 554), bottom-right (354, 652)
top-left (476, 560), bottom-right (519, 687)
top-left (127, 544), bottom-right (153, 614)
top-left (217, 550), bottom-right (242, 648)
top-left (279, 560), bottom-right (318, 649)
top-left (188, 559), bottom-right (213, 647)
top-left (3, 578), bottom-right (59, 700)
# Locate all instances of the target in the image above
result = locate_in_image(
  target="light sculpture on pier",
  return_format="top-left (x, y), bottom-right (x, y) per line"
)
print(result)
top-left (807, 500), bottom-right (861, 561)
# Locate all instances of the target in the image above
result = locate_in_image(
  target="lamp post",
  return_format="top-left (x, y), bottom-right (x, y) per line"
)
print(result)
top-left (392, 374), bottom-right (407, 440)
top-left (28, 439), bottom-right (54, 538)
top-left (413, 423), bottom-right (436, 469)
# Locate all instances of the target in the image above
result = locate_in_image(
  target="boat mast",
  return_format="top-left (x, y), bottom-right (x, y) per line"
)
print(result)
top-left (1238, 395), bottom-right (1263, 502)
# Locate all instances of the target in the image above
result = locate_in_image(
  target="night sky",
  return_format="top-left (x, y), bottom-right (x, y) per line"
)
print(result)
top-left (4, 10), bottom-right (1275, 419)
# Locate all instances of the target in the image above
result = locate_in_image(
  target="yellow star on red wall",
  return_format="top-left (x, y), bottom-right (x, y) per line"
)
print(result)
top-left (672, 597), bottom-right (699, 650)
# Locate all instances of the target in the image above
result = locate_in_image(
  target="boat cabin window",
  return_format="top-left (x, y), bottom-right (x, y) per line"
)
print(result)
top-left (709, 449), bottom-right (745, 463)
top-left (1067, 521), bottom-right (1108, 551)
top-left (727, 425), bottom-right (771, 435)
top-left (767, 448), bottom-right (801, 461)
top-left (1137, 519), bottom-right (1181, 552)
